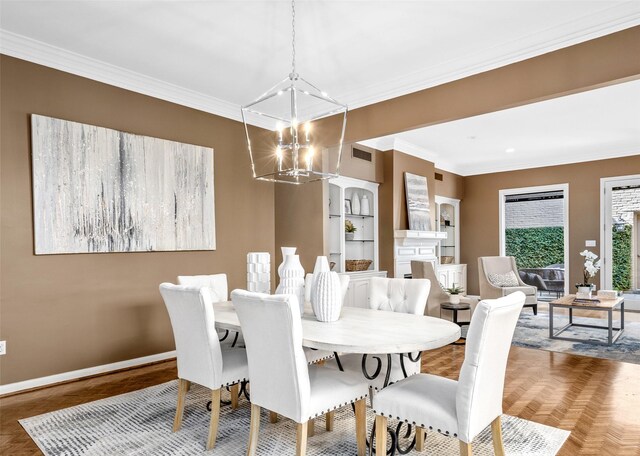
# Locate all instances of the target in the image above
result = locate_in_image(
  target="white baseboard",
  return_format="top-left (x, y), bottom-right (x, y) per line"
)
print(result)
top-left (0, 350), bottom-right (176, 396)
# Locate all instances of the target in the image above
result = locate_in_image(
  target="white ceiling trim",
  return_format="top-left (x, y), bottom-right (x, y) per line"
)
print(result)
top-left (0, 29), bottom-right (242, 122)
top-left (358, 137), bottom-right (462, 175)
top-left (458, 147), bottom-right (640, 177)
top-left (341, 3), bottom-right (640, 110)
top-left (2, 3), bottom-right (640, 126)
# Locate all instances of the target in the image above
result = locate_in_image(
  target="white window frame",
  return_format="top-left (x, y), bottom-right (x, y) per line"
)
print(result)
top-left (600, 174), bottom-right (640, 290)
top-left (498, 183), bottom-right (570, 295)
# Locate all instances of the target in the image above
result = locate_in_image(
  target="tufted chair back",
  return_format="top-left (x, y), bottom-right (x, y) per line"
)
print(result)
top-left (369, 277), bottom-right (430, 315)
top-left (231, 289), bottom-right (311, 423)
top-left (159, 283), bottom-right (224, 390)
top-left (455, 292), bottom-right (525, 442)
top-left (177, 274), bottom-right (228, 302)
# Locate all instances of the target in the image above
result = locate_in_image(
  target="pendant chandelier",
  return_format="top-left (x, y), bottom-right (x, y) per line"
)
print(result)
top-left (241, 0), bottom-right (348, 184)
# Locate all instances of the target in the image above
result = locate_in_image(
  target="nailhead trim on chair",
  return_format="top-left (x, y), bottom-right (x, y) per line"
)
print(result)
top-left (372, 409), bottom-right (456, 437)
top-left (307, 394), bottom-right (369, 420)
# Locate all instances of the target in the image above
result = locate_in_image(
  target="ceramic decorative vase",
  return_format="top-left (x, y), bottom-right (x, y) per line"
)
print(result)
top-left (345, 232), bottom-right (355, 241)
top-left (312, 271), bottom-right (342, 322)
top-left (352, 193), bottom-right (361, 215)
top-left (276, 254), bottom-right (305, 314)
top-left (277, 247), bottom-right (297, 287)
top-left (247, 252), bottom-right (270, 293)
top-left (310, 256), bottom-right (330, 305)
top-left (449, 294), bottom-right (461, 305)
top-left (361, 194), bottom-right (370, 216)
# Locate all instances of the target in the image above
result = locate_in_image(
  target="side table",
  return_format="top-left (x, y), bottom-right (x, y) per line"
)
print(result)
top-left (441, 302), bottom-right (471, 345)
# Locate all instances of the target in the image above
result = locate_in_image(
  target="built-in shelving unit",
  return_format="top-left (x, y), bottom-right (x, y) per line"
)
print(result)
top-left (328, 176), bottom-right (386, 308)
top-left (435, 196), bottom-right (460, 264)
top-left (434, 196), bottom-right (467, 292)
top-left (328, 176), bottom-right (380, 273)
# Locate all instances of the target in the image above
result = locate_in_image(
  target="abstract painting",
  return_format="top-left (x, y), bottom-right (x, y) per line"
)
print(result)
top-left (31, 115), bottom-right (215, 254)
top-left (404, 172), bottom-right (431, 231)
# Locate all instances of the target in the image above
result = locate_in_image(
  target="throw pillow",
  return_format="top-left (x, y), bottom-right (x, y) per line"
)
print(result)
top-left (488, 271), bottom-right (519, 287)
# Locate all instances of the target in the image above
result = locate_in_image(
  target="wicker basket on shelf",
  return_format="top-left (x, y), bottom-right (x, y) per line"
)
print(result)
top-left (345, 259), bottom-right (373, 272)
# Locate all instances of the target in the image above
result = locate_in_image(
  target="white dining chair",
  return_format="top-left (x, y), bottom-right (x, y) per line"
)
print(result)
top-left (372, 292), bottom-right (525, 456)
top-left (231, 289), bottom-right (369, 456)
top-left (302, 273), bottom-right (350, 365)
top-left (177, 274), bottom-right (243, 347)
top-left (159, 283), bottom-right (250, 451)
top-left (328, 277), bottom-right (431, 391)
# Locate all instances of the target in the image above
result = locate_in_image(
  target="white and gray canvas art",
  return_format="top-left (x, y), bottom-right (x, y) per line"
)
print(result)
top-left (31, 115), bottom-right (215, 254)
top-left (404, 172), bottom-right (431, 231)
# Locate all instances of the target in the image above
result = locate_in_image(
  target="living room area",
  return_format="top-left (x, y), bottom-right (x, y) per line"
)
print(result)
top-left (1, 2), bottom-right (640, 456)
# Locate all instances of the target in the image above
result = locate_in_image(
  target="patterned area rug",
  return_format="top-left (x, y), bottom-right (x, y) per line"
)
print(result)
top-left (512, 312), bottom-right (640, 364)
top-left (20, 381), bottom-right (569, 455)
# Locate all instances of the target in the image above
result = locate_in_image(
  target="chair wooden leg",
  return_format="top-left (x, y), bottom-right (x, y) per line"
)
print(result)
top-left (206, 389), bottom-right (221, 450)
top-left (375, 415), bottom-right (387, 455)
top-left (325, 411), bottom-right (334, 431)
top-left (230, 383), bottom-right (239, 410)
top-left (247, 404), bottom-right (261, 456)
top-left (307, 418), bottom-right (315, 437)
top-left (172, 378), bottom-right (189, 432)
top-left (269, 411), bottom-right (279, 423)
top-left (296, 421), bottom-right (308, 456)
top-left (354, 399), bottom-right (367, 456)
top-left (459, 440), bottom-right (472, 456)
top-left (416, 426), bottom-right (425, 451)
top-left (491, 416), bottom-right (505, 456)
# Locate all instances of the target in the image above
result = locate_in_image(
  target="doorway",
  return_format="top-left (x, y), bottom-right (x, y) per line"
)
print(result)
top-left (601, 175), bottom-right (640, 310)
top-left (499, 184), bottom-right (570, 300)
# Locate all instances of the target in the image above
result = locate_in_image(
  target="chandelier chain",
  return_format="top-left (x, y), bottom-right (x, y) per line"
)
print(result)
top-left (291, 0), bottom-right (296, 75)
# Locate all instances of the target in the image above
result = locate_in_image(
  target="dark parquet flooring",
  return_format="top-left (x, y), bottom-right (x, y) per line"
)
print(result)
top-left (2, 345), bottom-right (640, 455)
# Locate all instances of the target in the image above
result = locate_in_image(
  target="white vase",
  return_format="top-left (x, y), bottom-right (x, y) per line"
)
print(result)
top-left (361, 195), bottom-right (370, 216)
top-left (277, 247), bottom-right (297, 288)
top-left (310, 256), bottom-right (330, 305)
top-left (276, 254), bottom-right (305, 314)
top-left (312, 271), bottom-right (342, 322)
top-left (352, 193), bottom-right (361, 215)
top-left (449, 294), bottom-right (461, 305)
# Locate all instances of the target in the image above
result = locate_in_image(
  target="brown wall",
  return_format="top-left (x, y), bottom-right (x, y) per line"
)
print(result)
top-left (435, 168), bottom-right (465, 200)
top-left (461, 155), bottom-right (640, 295)
top-left (378, 150), bottom-right (449, 277)
top-left (0, 56), bottom-right (275, 385)
top-left (341, 26), bottom-right (640, 144)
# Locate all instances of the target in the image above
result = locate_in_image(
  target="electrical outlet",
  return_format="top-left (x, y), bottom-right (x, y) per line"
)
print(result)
top-left (0, 341), bottom-right (5, 356)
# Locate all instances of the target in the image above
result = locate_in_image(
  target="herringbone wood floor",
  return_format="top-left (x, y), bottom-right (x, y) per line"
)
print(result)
top-left (1, 346), bottom-right (640, 455)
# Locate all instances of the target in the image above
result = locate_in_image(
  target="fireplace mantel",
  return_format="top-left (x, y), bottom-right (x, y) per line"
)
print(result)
top-left (393, 230), bottom-right (447, 277)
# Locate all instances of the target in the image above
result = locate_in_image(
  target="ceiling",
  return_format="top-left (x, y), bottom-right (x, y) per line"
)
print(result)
top-left (1, 1), bottom-right (639, 175)
top-left (359, 78), bottom-right (640, 176)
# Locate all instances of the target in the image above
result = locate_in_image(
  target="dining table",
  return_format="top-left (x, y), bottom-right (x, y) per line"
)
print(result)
top-left (212, 301), bottom-right (461, 454)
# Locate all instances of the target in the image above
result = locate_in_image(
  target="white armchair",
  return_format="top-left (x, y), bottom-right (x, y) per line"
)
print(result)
top-left (327, 277), bottom-right (431, 391)
top-left (177, 274), bottom-right (243, 346)
top-left (231, 290), bottom-right (369, 456)
top-left (478, 256), bottom-right (538, 315)
top-left (373, 292), bottom-right (525, 455)
top-left (411, 260), bottom-right (478, 321)
top-left (159, 283), bottom-right (249, 451)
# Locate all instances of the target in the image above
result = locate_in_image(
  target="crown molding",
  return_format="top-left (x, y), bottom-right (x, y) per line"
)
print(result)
top-left (358, 138), bottom-right (462, 175)
top-left (0, 29), bottom-right (242, 122)
top-left (459, 147), bottom-right (640, 177)
top-left (340, 3), bottom-right (640, 110)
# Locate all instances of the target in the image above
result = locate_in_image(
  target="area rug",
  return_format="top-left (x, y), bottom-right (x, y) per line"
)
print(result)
top-left (20, 381), bottom-right (569, 455)
top-left (512, 312), bottom-right (640, 364)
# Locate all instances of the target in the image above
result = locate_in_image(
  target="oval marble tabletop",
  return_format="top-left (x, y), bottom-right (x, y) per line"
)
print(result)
top-left (212, 301), bottom-right (461, 355)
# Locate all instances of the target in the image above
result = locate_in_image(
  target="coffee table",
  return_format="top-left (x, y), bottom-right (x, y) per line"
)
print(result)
top-left (549, 295), bottom-right (624, 345)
